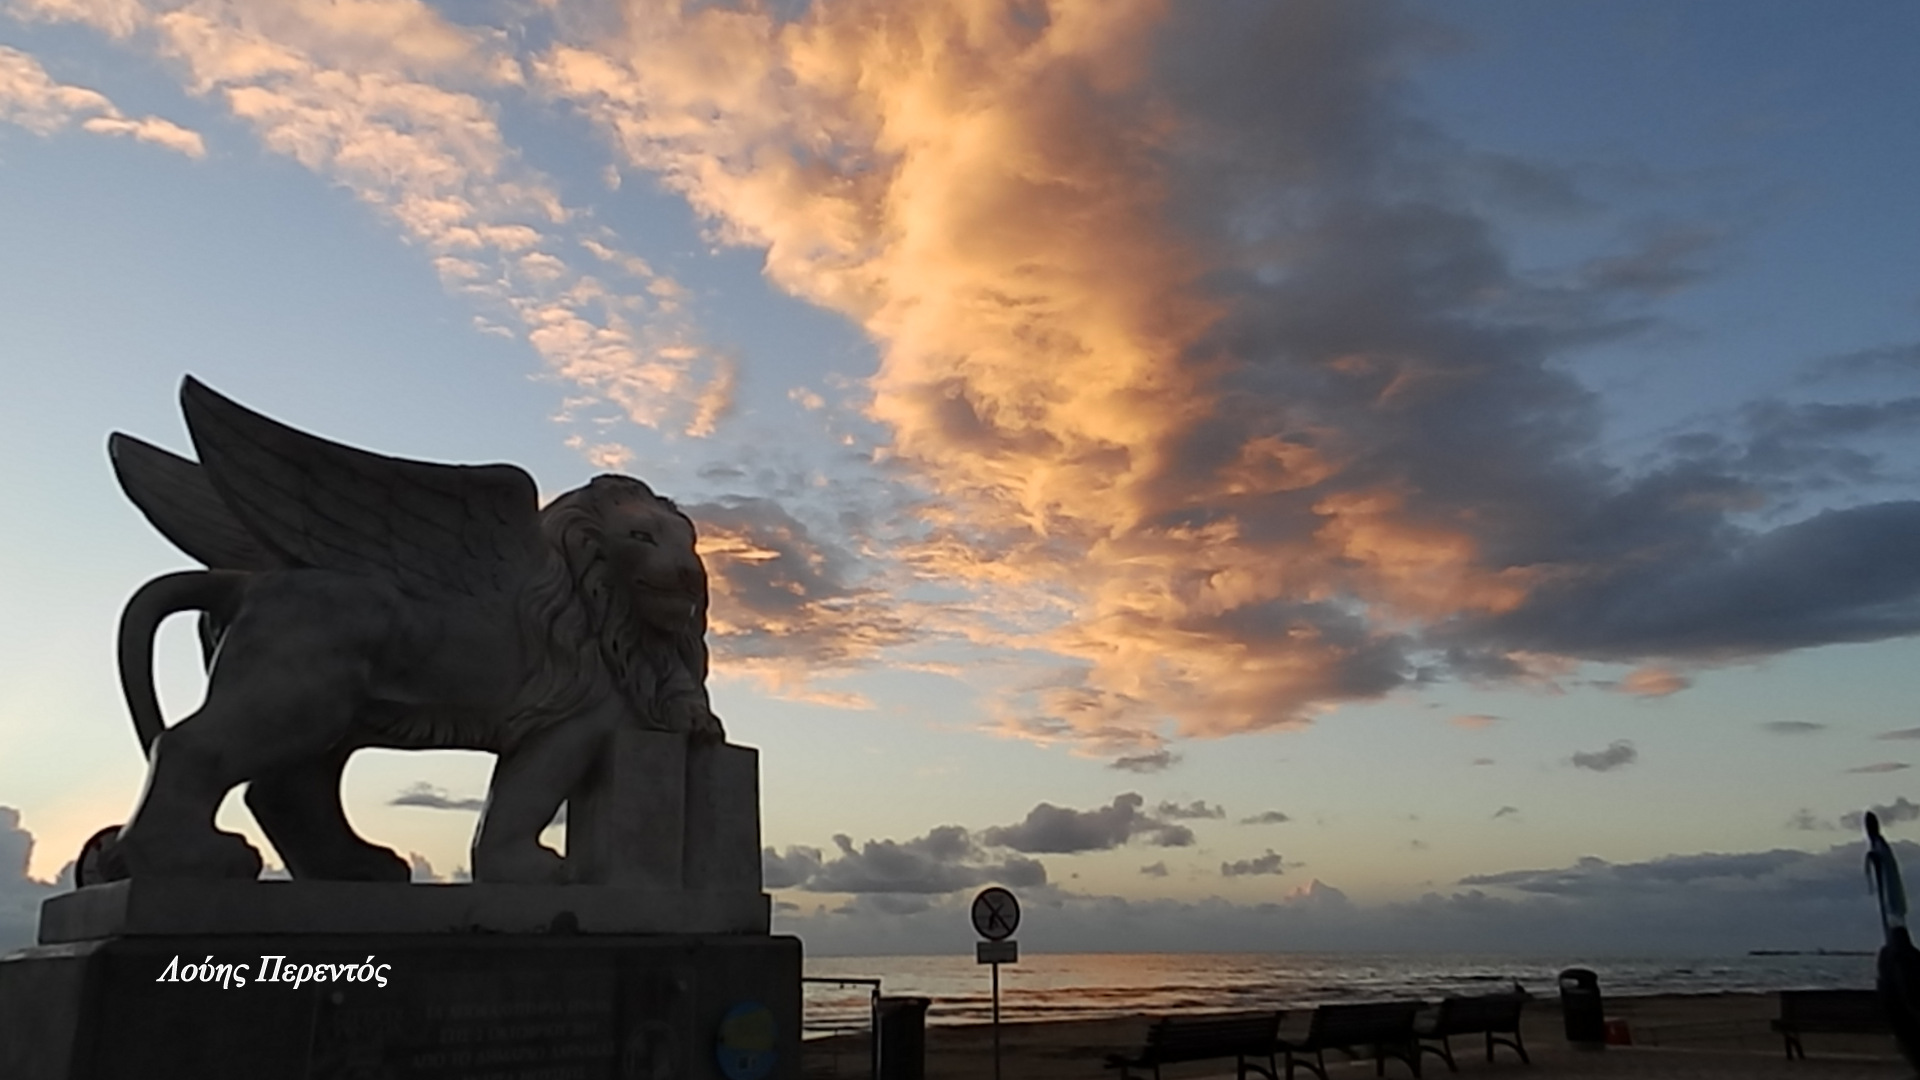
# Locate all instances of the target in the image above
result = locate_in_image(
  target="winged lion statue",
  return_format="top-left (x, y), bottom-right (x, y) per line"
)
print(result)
top-left (98, 377), bottom-right (721, 884)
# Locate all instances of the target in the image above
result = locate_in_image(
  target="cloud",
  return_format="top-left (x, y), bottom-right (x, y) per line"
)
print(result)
top-left (1154, 800), bottom-right (1225, 821)
top-left (1492, 805), bottom-right (1519, 820)
top-left (1879, 727), bottom-right (1920, 740)
top-left (1762, 721), bottom-right (1827, 735)
top-left (1471, 758), bottom-right (1496, 767)
top-left (1459, 846), bottom-right (1882, 902)
top-left (767, 826), bottom-right (1045, 895)
top-left (1575, 223), bottom-right (1721, 298)
top-left (17, 0), bottom-right (731, 446)
top-left (1613, 667), bottom-right (1691, 698)
top-left (981, 793), bottom-right (1194, 854)
top-left (1841, 798), bottom-right (1920, 831)
top-left (1221, 850), bottom-right (1284, 878)
top-left (389, 782), bottom-right (485, 811)
top-left (1240, 810), bottom-right (1292, 825)
top-left (762, 845), bottom-right (825, 889)
top-left (1656, 397), bottom-right (1920, 497)
top-left (1807, 342), bottom-right (1920, 381)
top-left (565, 437), bottom-right (635, 473)
top-left (25, 0), bottom-right (1919, 756)
top-left (0, 44), bottom-right (204, 155)
top-left (1139, 861), bottom-right (1168, 878)
top-left (774, 839), bottom-right (1908, 957)
top-left (0, 807), bottom-right (59, 951)
top-left (519, 0), bottom-right (1920, 758)
top-left (1846, 762), bottom-right (1909, 775)
top-left (1570, 740), bottom-right (1637, 772)
top-left (408, 851), bottom-right (459, 882)
top-left (1787, 809), bottom-right (1836, 832)
top-left (1110, 749), bottom-right (1179, 773)
top-left (691, 496), bottom-right (919, 702)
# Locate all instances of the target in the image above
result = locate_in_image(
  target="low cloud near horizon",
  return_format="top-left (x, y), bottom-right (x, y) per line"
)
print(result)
top-left (0, 807), bottom-right (59, 949)
top-left (772, 838), bottom-right (1910, 957)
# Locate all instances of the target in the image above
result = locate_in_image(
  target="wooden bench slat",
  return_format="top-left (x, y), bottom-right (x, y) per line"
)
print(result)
top-left (1414, 992), bottom-right (1531, 1071)
top-left (1107, 1011), bottom-right (1284, 1079)
top-left (1281, 1001), bottom-right (1426, 1080)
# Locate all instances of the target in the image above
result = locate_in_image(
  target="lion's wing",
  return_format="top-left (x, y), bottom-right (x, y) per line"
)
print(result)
top-left (109, 433), bottom-right (280, 571)
top-left (179, 376), bottom-right (543, 596)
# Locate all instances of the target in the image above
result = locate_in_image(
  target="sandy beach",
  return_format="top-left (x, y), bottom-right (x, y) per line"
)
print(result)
top-left (802, 993), bottom-right (1914, 1079)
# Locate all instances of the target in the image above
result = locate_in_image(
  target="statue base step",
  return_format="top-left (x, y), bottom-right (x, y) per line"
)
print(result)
top-left (0, 931), bottom-right (801, 1080)
top-left (38, 880), bottom-right (771, 944)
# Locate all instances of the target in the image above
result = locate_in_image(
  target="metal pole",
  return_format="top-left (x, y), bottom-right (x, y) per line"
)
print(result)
top-left (992, 960), bottom-right (1001, 1080)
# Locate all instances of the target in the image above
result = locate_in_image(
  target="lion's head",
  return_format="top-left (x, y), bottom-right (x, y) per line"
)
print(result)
top-left (504, 475), bottom-right (719, 742)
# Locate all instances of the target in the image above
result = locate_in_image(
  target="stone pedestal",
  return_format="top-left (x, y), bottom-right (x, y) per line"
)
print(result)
top-left (0, 932), bottom-right (801, 1080)
top-left (1, 737), bottom-right (799, 1080)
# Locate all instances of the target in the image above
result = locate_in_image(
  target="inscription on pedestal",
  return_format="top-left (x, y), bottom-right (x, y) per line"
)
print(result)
top-left (306, 954), bottom-right (685, 1079)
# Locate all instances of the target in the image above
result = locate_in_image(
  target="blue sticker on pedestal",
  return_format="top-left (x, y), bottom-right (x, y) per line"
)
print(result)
top-left (716, 1001), bottom-right (776, 1080)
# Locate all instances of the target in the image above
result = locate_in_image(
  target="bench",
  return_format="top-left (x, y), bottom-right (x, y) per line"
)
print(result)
top-left (1772, 989), bottom-right (1888, 1059)
top-left (1105, 1011), bottom-right (1284, 1080)
top-left (1281, 1001), bottom-right (1426, 1079)
top-left (1414, 992), bottom-right (1529, 1072)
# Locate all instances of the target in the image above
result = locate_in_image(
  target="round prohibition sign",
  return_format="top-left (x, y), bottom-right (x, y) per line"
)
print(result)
top-left (971, 886), bottom-right (1020, 941)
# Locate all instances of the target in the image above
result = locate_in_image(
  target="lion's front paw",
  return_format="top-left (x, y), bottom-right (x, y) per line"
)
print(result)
top-left (664, 696), bottom-right (725, 740)
top-left (334, 844), bottom-right (412, 883)
top-left (120, 828), bottom-right (263, 880)
top-left (472, 842), bottom-right (567, 885)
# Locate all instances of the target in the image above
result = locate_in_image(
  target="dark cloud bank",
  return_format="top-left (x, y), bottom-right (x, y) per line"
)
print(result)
top-left (1, 804), bottom-right (1906, 959)
top-left (768, 834), bottom-right (1909, 958)
top-left (748, 795), bottom-right (1911, 957)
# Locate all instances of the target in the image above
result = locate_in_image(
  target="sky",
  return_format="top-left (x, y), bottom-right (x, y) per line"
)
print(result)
top-left (3, 0), bottom-right (1920, 958)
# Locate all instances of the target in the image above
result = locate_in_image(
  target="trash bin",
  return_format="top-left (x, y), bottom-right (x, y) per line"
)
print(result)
top-left (875, 996), bottom-right (931, 1080)
top-left (1558, 967), bottom-right (1606, 1046)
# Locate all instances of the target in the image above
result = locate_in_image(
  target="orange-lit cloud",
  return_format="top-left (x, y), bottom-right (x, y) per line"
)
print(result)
top-left (692, 496), bottom-right (919, 705)
top-left (542, 0), bottom-right (1628, 752)
top-left (0, 44), bottom-right (204, 155)
top-left (530, 0), bottom-right (1920, 755)
top-left (1615, 666), bottom-right (1691, 698)
top-left (534, 0), bottom-right (1452, 749)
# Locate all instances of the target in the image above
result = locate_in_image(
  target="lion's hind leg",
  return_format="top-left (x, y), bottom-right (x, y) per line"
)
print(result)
top-left (113, 708), bottom-right (269, 880)
top-left (115, 582), bottom-right (378, 880)
top-left (247, 746), bottom-right (409, 882)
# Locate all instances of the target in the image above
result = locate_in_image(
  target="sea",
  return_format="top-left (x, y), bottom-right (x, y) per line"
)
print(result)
top-left (799, 951), bottom-right (1880, 1034)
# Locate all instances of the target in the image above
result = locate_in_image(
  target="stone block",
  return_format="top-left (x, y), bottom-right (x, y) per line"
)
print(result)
top-left (0, 932), bottom-right (802, 1080)
top-left (685, 741), bottom-right (763, 894)
top-left (565, 728), bottom-right (687, 889)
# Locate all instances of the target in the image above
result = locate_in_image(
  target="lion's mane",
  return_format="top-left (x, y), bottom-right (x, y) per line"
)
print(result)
top-left (502, 475), bottom-right (713, 746)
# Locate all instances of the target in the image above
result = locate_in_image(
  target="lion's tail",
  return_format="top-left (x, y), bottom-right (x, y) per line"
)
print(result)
top-left (118, 570), bottom-right (248, 754)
